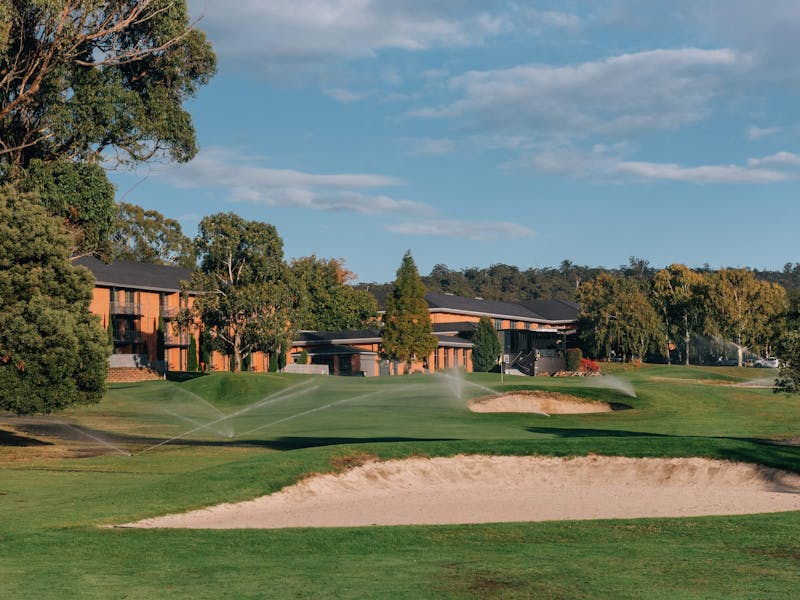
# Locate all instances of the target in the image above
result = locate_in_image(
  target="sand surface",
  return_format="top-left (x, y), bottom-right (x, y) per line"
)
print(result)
top-left (468, 391), bottom-right (613, 414)
top-left (122, 455), bottom-right (800, 529)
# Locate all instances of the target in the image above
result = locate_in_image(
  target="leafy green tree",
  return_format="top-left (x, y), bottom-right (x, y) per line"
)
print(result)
top-left (471, 315), bottom-right (501, 372)
top-left (652, 264), bottom-right (708, 365)
top-left (382, 252), bottom-right (437, 373)
top-left (184, 213), bottom-right (302, 373)
top-left (706, 269), bottom-right (788, 366)
top-left (0, 1), bottom-right (215, 261)
top-left (0, 0), bottom-right (215, 171)
top-left (19, 160), bottom-right (115, 257)
top-left (579, 273), bottom-right (663, 361)
top-left (112, 202), bottom-right (195, 267)
top-left (0, 186), bottom-right (109, 414)
top-left (290, 255), bottom-right (377, 331)
top-left (297, 349), bottom-right (309, 365)
top-left (775, 331), bottom-right (800, 394)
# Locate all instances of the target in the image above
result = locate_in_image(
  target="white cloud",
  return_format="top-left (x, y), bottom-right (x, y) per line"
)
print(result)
top-left (414, 48), bottom-right (741, 139)
top-left (614, 161), bottom-right (785, 184)
top-left (747, 151), bottom-right (800, 167)
top-left (387, 219), bottom-right (534, 240)
top-left (191, 0), bottom-right (512, 77)
top-left (520, 8), bottom-right (581, 33)
top-left (401, 137), bottom-right (456, 156)
top-left (747, 126), bottom-right (780, 140)
top-left (692, 0), bottom-right (800, 84)
top-left (323, 88), bottom-right (374, 102)
top-left (155, 147), bottom-right (434, 216)
top-left (525, 147), bottom-right (792, 183)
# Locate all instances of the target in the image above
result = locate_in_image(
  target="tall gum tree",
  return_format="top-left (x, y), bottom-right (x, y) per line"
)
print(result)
top-left (381, 252), bottom-right (437, 374)
top-left (290, 255), bottom-right (377, 331)
top-left (0, 0), bottom-right (216, 255)
top-left (706, 268), bottom-right (787, 366)
top-left (652, 264), bottom-right (708, 365)
top-left (185, 213), bottom-right (302, 373)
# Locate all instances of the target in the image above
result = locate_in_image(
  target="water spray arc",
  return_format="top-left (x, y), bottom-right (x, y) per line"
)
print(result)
top-left (134, 381), bottom-right (320, 456)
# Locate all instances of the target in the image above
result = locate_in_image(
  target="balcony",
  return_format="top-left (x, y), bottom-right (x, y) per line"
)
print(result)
top-left (160, 305), bottom-right (181, 319)
top-left (113, 331), bottom-right (144, 345)
top-left (164, 331), bottom-right (190, 347)
top-left (110, 301), bottom-right (142, 316)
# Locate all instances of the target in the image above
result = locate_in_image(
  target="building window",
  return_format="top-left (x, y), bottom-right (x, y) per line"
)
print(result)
top-left (524, 322), bottom-right (531, 330)
top-left (494, 319), bottom-right (503, 330)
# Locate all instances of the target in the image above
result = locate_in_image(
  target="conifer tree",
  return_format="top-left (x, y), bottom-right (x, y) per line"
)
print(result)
top-left (472, 315), bottom-right (501, 372)
top-left (381, 251), bottom-right (437, 373)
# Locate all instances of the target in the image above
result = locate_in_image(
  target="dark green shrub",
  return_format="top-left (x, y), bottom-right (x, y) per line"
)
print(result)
top-left (298, 349), bottom-right (309, 365)
top-left (187, 335), bottom-right (198, 372)
top-left (567, 348), bottom-right (583, 372)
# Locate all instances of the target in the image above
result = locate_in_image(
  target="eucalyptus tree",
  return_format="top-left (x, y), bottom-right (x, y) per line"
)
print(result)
top-left (290, 255), bottom-right (377, 331)
top-left (0, 0), bottom-right (215, 254)
top-left (112, 202), bottom-right (195, 268)
top-left (578, 273), bottom-right (662, 362)
top-left (706, 269), bottom-right (787, 366)
top-left (185, 213), bottom-right (302, 373)
top-left (652, 264), bottom-right (709, 365)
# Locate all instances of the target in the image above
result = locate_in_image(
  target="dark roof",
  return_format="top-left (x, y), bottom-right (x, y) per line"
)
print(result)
top-left (518, 299), bottom-right (579, 322)
top-left (434, 333), bottom-right (473, 347)
top-left (294, 329), bottom-right (381, 345)
top-left (425, 292), bottom-right (544, 321)
top-left (432, 321), bottom-right (478, 334)
top-left (76, 256), bottom-right (192, 293)
top-left (296, 343), bottom-right (377, 356)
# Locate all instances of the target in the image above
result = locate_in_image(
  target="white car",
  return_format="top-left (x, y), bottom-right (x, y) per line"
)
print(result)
top-left (754, 357), bottom-right (779, 368)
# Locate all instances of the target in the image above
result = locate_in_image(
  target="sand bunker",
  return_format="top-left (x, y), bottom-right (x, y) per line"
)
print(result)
top-left (122, 455), bottom-right (800, 529)
top-left (468, 391), bottom-right (614, 414)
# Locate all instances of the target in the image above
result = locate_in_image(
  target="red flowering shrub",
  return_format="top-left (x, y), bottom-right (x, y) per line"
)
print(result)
top-left (580, 357), bottom-right (600, 373)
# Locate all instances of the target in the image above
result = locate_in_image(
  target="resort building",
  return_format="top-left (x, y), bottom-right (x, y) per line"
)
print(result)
top-left (78, 259), bottom-right (578, 378)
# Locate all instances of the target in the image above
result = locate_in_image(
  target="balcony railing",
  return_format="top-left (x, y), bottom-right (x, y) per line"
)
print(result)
top-left (160, 305), bottom-right (180, 319)
top-left (164, 331), bottom-right (190, 347)
top-left (113, 331), bottom-right (144, 344)
top-left (110, 301), bottom-right (142, 315)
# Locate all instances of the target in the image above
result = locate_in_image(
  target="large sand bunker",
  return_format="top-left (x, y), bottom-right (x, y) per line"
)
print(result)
top-left (122, 455), bottom-right (800, 529)
top-left (468, 391), bottom-right (616, 414)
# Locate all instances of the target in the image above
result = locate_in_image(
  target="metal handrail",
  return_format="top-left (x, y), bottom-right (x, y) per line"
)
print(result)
top-left (110, 301), bottom-right (142, 315)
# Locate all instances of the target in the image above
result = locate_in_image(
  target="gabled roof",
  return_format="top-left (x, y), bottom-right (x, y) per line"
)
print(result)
top-left (518, 299), bottom-right (580, 322)
top-left (425, 292), bottom-right (577, 324)
top-left (76, 256), bottom-right (192, 293)
top-left (432, 321), bottom-right (478, 334)
top-left (294, 329), bottom-right (382, 346)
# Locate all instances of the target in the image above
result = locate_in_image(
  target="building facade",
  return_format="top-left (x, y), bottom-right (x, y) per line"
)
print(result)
top-left (79, 259), bottom-right (578, 377)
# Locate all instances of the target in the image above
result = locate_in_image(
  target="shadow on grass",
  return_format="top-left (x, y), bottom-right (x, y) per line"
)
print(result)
top-left (1, 417), bottom-right (459, 456)
top-left (526, 426), bottom-right (675, 438)
top-left (0, 427), bottom-right (52, 446)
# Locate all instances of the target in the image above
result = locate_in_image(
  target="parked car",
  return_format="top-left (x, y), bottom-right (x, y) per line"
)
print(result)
top-left (754, 356), bottom-right (780, 368)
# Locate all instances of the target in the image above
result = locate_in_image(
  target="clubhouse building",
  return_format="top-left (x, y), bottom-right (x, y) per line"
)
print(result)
top-left (77, 258), bottom-right (578, 378)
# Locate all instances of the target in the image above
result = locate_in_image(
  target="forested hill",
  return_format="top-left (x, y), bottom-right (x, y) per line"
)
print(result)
top-left (357, 259), bottom-right (800, 303)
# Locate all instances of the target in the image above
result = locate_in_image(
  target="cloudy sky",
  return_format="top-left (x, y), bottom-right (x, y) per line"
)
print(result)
top-left (110, 1), bottom-right (800, 282)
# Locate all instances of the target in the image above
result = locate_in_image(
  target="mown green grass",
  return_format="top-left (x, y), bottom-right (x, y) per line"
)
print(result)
top-left (2, 365), bottom-right (800, 598)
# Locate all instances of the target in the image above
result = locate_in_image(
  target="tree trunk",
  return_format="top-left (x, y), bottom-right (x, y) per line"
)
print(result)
top-left (233, 332), bottom-right (242, 372)
top-left (684, 333), bottom-right (691, 366)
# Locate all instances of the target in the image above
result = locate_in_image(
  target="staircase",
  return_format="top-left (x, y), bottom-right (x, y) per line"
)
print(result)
top-left (107, 367), bottom-right (164, 383)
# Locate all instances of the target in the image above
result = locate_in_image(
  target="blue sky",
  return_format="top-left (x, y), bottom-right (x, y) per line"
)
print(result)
top-left (109, 1), bottom-right (800, 282)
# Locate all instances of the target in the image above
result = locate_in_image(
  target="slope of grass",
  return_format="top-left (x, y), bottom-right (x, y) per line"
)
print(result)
top-left (2, 364), bottom-right (799, 598)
